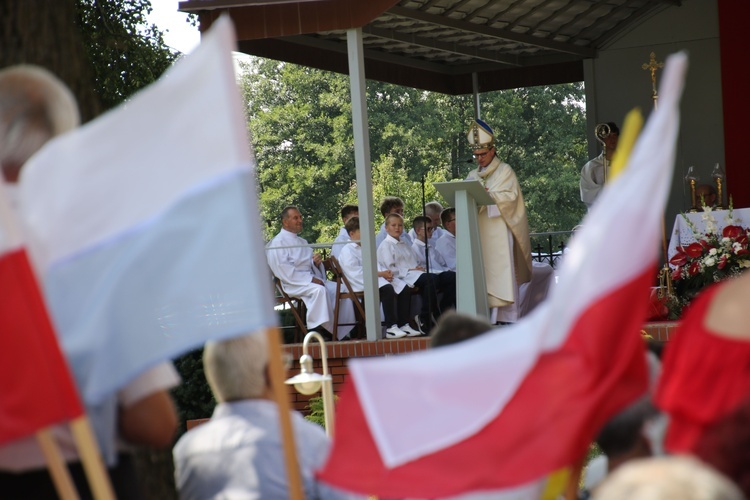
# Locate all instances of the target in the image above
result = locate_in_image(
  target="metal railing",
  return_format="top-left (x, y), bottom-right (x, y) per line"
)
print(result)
top-left (529, 230), bottom-right (573, 269)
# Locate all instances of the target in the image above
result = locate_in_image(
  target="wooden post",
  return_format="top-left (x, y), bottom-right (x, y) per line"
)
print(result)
top-left (69, 416), bottom-right (115, 500)
top-left (36, 429), bottom-right (79, 500)
top-left (266, 326), bottom-right (304, 500)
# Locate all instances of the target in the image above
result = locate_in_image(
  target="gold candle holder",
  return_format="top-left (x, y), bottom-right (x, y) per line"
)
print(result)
top-left (712, 163), bottom-right (725, 210)
top-left (685, 166), bottom-right (698, 212)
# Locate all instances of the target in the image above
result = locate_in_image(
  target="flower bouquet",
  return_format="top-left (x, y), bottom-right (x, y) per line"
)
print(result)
top-left (667, 206), bottom-right (750, 318)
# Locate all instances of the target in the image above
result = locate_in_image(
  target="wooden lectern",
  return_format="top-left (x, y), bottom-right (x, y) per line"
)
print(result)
top-left (433, 180), bottom-right (495, 319)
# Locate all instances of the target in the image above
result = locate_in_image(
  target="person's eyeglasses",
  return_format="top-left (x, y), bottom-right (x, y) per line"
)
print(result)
top-left (473, 151), bottom-right (491, 159)
top-left (445, 219), bottom-right (456, 224)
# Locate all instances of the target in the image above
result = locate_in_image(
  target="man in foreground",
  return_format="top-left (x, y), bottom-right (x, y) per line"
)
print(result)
top-left (173, 333), bottom-right (358, 499)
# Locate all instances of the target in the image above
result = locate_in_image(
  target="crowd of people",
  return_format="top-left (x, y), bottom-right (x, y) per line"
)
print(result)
top-left (5, 62), bottom-right (748, 499)
top-left (267, 118), bottom-right (556, 339)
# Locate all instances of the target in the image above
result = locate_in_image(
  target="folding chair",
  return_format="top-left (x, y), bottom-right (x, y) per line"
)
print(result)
top-left (273, 276), bottom-right (307, 343)
top-left (326, 256), bottom-right (367, 339)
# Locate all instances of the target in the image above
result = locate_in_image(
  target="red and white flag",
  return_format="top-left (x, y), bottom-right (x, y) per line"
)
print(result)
top-left (0, 183), bottom-right (83, 445)
top-left (319, 52), bottom-right (688, 498)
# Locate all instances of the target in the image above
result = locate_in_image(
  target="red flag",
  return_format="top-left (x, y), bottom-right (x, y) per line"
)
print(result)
top-left (318, 52), bottom-right (688, 497)
top-left (0, 226), bottom-right (83, 444)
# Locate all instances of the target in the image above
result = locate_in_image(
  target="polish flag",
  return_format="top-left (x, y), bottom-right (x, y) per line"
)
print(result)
top-left (319, 52), bottom-right (688, 498)
top-left (0, 184), bottom-right (83, 444)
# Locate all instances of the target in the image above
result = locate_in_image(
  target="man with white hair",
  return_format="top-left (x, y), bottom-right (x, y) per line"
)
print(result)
top-left (173, 333), bottom-right (358, 499)
top-left (0, 65), bottom-right (180, 499)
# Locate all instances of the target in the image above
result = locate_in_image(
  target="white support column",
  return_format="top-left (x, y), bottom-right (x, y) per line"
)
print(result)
top-left (472, 72), bottom-right (481, 119)
top-left (347, 28), bottom-right (380, 341)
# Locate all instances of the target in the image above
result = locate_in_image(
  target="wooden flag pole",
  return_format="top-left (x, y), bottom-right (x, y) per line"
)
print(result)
top-left (36, 429), bottom-right (79, 500)
top-left (69, 416), bottom-right (116, 500)
top-left (266, 326), bottom-right (304, 500)
top-left (564, 460), bottom-right (584, 500)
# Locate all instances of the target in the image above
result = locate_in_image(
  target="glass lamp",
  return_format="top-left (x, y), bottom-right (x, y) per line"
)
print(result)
top-left (284, 331), bottom-right (335, 436)
top-left (684, 166), bottom-right (699, 212)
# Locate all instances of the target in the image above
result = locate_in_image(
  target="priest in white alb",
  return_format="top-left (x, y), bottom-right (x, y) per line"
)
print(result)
top-left (266, 206), bottom-right (355, 340)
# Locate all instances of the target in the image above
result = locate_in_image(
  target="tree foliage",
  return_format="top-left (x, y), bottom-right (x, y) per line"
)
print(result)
top-left (241, 59), bottom-right (588, 244)
top-left (75, 0), bottom-right (180, 110)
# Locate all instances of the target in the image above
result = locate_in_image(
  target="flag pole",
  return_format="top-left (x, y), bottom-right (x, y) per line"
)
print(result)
top-left (36, 429), bottom-right (80, 500)
top-left (266, 326), bottom-right (304, 500)
top-left (564, 460), bottom-right (584, 500)
top-left (69, 416), bottom-right (116, 500)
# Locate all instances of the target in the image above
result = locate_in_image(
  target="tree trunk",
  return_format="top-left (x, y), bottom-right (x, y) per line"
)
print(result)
top-left (0, 0), bottom-right (103, 122)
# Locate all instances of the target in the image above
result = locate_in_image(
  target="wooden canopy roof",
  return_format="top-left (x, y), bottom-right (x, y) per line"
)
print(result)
top-left (179, 0), bottom-right (681, 94)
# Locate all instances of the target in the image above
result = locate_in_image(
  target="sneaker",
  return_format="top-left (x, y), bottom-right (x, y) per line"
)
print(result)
top-left (414, 314), bottom-right (426, 334)
top-left (400, 324), bottom-right (422, 337)
top-left (385, 325), bottom-right (407, 339)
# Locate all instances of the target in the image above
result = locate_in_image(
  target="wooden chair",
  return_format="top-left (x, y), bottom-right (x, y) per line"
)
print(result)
top-left (326, 255), bottom-right (367, 338)
top-left (273, 276), bottom-right (307, 343)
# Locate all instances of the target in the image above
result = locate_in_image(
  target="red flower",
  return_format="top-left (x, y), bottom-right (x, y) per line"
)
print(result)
top-left (671, 266), bottom-right (682, 281)
top-left (699, 239), bottom-right (712, 249)
top-left (670, 251), bottom-right (688, 267)
top-left (718, 255), bottom-right (728, 270)
top-left (688, 261), bottom-right (701, 276)
top-left (722, 225), bottom-right (744, 239)
top-left (684, 242), bottom-right (704, 258)
top-left (737, 248), bottom-right (750, 256)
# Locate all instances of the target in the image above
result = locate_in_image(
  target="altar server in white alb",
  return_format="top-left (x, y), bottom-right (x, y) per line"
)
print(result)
top-left (266, 206), bottom-right (355, 339)
top-left (465, 119), bottom-right (532, 324)
top-left (580, 121), bottom-right (619, 209)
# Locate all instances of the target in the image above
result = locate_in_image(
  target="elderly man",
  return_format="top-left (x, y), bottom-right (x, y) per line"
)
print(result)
top-left (0, 65), bottom-right (179, 499)
top-left (580, 121), bottom-right (619, 209)
top-left (408, 201), bottom-right (444, 243)
top-left (465, 119), bottom-right (532, 324)
top-left (173, 333), bottom-right (359, 499)
top-left (267, 206), bottom-right (355, 340)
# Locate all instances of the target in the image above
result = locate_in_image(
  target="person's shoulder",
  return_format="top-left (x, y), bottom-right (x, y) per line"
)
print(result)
top-left (290, 411), bottom-right (329, 449)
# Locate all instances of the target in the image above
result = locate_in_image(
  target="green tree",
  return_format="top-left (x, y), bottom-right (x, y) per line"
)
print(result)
top-left (75, 0), bottom-right (180, 110)
top-left (241, 58), bottom-right (588, 246)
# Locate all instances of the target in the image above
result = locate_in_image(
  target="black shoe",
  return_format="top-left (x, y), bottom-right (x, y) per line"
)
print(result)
top-left (414, 314), bottom-right (426, 335)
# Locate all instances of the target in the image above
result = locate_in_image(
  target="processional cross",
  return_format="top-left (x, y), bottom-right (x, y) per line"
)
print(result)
top-left (641, 52), bottom-right (671, 298)
top-left (642, 52), bottom-right (664, 110)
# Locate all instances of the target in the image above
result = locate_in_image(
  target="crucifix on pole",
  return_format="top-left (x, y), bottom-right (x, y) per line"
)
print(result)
top-left (642, 51), bottom-right (664, 110)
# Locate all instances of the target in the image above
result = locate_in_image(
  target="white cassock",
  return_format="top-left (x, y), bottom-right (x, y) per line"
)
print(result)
top-left (434, 231), bottom-right (456, 272)
top-left (330, 226), bottom-right (349, 259)
top-left (266, 228), bottom-right (355, 339)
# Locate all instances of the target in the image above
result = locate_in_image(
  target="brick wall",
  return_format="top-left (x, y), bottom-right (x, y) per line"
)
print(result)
top-left (282, 337), bottom-right (430, 413)
top-left (280, 321), bottom-right (678, 413)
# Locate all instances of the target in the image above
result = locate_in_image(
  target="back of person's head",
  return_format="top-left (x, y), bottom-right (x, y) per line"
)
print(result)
top-left (430, 311), bottom-right (493, 348)
top-left (695, 395), bottom-right (750, 498)
top-left (380, 196), bottom-right (404, 217)
top-left (596, 397), bottom-right (658, 458)
top-left (203, 333), bottom-right (268, 403)
top-left (605, 122), bottom-right (620, 135)
top-left (424, 201), bottom-right (443, 217)
top-left (340, 204), bottom-right (358, 221)
top-left (345, 215), bottom-right (360, 235)
top-left (0, 65), bottom-right (79, 182)
top-left (441, 207), bottom-right (456, 226)
top-left (593, 456), bottom-right (743, 500)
